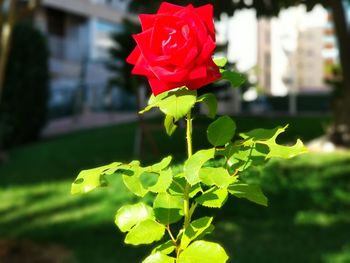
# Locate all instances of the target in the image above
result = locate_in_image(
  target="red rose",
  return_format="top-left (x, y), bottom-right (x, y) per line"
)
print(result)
top-left (127, 2), bottom-right (221, 95)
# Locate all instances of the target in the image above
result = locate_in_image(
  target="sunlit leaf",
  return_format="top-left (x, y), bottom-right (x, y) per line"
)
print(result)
top-left (125, 219), bottom-right (165, 245)
top-left (178, 241), bottom-right (229, 263)
top-left (196, 187), bottom-right (228, 208)
top-left (168, 175), bottom-right (202, 197)
top-left (150, 156), bottom-right (172, 171)
top-left (267, 139), bottom-right (308, 159)
top-left (139, 92), bottom-right (169, 114)
top-left (228, 143), bottom-right (269, 171)
top-left (184, 149), bottom-right (215, 185)
top-left (122, 170), bottom-right (148, 197)
top-left (158, 88), bottom-right (197, 121)
top-left (164, 115), bottom-right (177, 136)
top-left (228, 183), bottom-right (268, 206)
top-left (114, 203), bottom-right (154, 232)
top-left (148, 169), bottom-right (173, 193)
top-left (240, 125), bottom-right (308, 159)
top-left (152, 240), bottom-right (176, 255)
top-left (213, 57), bottom-right (228, 68)
top-left (199, 167), bottom-right (237, 188)
top-left (143, 252), bottom-right (175, 263)
top-left (71, 162), bottom-right (121, 194)
top-left (153, 192), bottom-right (184, 224)
top-left (180, 217), bottom-right (213, 249)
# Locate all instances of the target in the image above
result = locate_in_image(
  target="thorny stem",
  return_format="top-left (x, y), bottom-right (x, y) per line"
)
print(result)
top-left (183, 111), bottom-right (193, 228)
top-left (176, 110), bottom-right (196, 261)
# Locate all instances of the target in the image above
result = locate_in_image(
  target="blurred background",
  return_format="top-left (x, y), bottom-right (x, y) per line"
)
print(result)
top-left (0, 0), bottom-right (350, 262)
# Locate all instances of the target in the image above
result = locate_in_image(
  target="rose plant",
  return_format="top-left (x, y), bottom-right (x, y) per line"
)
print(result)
top-left (71, 2), bottom-right (307, 262)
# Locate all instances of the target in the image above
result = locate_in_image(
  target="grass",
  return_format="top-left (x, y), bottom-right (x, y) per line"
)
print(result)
top-left (1, 115), bottom-right (350, 262)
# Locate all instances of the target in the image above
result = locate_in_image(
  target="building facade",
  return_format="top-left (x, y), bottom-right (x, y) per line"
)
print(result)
top-left (222, 4), bottom-right (336, 97)
top-left (257, 5), bottom-right (330, 96)
top-left (34, 0), bottom-right (134, 113)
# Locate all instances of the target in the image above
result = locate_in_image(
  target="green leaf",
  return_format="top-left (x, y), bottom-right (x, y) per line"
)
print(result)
top-left (152, 240), bottom-right (176, 255)
top-left (207, 116), bottom-right (236, 147)
top-left (158, 88), bottom-right (197, 121)
top-left (125, 219), bottom-right (165, 245)
top-left (122, 171), bottom-right (148, 197)
top-left (240, 126), bottom-right (282, 140)
top-left (184, 149), bottom-right (215, 185)
top-left (140, 172), bottom-right (159, 189)
top-left (148, 169), bottom-right (173, 193)
top-left (228, 183), bottom-right (268, 206)
top-left (199, 167), bottom-right (237, 188)
top-left (168, 176), bottom-right (202, 198)
top-left (114, 203), bottom-right (154, 232)
top-left (213, 57), bottom-right (228, 68)
top-left (197, 224), bottom-right (215, 240)
top-left (139, 92), bottom-right (169, 114)
top-left (197, 93), bottom-right (218, 119)
top-left (71, 162), bottom-right (121, 194)
top-left (228, 143), bottom-right (269, 171)
top-left (240, 125), bottom-right (308, 159)
top-left (151, 156), bottom-right (172, 171)
top-left (167, 176), bottom-right (185, 196)
top-left (178, 241), bottom-right (229, 263)
top-left (221, 69), bottom-right (245, 87)
top-left (196, 187), bottom-right (228, 208)
top-left (164, 115), bottom-right (177, 136)
top-left (267, 139), bottom-right (308, 159)
top-left (153, 192), bottom-right (184, 224)
top-left (143, 252), bottom-right (175, 263)
top-left (180, 217), bottom-right (213, 249)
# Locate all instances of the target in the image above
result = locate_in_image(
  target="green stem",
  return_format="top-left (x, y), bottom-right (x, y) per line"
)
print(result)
top-left (186, 111), bottom-right (193, 158)
top-left (183, 111), bottom-right (193, 228)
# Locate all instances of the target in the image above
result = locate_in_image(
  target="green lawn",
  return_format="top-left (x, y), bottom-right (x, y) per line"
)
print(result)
top-left (1, 115), bottom-right (350, 263)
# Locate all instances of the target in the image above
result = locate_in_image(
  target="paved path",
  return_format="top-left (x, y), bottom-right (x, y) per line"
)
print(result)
top-left (41, 112), bottom-right (139, 138)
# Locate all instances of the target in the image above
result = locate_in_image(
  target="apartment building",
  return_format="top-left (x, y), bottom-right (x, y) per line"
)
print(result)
top-left (221, 4), bottom-right (340, 98)
top-left (256, 5), bottom-right (331, 96)
top-left (34, 0), bottom-right (134, 112)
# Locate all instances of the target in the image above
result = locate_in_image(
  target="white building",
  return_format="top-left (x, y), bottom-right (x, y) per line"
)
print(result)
top-left (219, 4), bottom-right (332, 97)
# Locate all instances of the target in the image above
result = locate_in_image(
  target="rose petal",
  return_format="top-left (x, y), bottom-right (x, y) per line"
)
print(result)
top-left (131, 55), bottom-right (154, 77)
top-left (177, 6), bottom-right (208, 45)
top-left (188, 65), bottom-right (207, 80)
top-left (197, 36), bottom-right (216, 63)
top-left (133, 29), bottom-right (157, 60)
top-left (169, 44), bottom-right (198, 67)
top-left (151, 15), bottom-right (184, 55)
top-left (126, 46), bottom-right (141, 65)
top-left (195, 4), bottom-right (215, 39)
top-left (187, 59), bottom-right (221, 90)
top-left (158, 2), bottom-right (183, 14)
top-left (139, 14), bottom-right (158, 31)
top-left (151, 66), bottom-right (188, 82)
top-left (134, 28), bottom-right (173, 66)
top-left (148, 78), bottom-right (179, 95)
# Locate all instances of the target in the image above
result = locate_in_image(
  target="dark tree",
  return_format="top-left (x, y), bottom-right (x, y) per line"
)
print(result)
top-left (128, 0), bottom-right (350, 147)
top-left (0, 22), bottom-right (49, 148)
